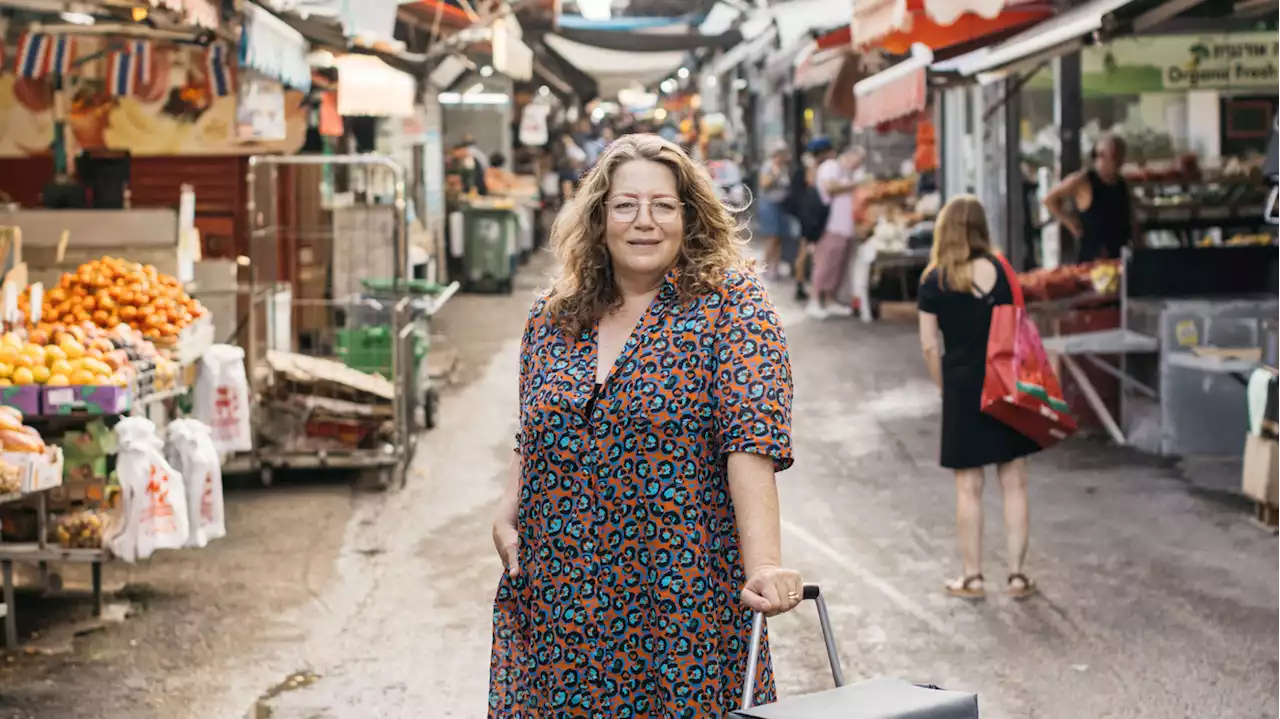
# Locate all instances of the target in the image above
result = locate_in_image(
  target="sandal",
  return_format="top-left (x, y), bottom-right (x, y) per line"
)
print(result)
top-left (944, 574), bottom-right (986, 599)
top-left (1007, 573), bottom-right (1038, 600)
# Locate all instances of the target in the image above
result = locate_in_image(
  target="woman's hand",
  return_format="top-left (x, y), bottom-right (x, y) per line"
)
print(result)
top-left (740, 565), bottom-right (804, 617)
top-left (493, 515), bottom-right (520, 577)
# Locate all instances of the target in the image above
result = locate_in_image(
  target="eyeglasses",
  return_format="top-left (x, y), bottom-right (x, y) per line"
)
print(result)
top-left (606, 197), bottom-right (684, 223)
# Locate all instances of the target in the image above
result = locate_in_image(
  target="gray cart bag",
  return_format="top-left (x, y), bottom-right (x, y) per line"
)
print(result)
top-left (733, 585), bottom-right (980, 719)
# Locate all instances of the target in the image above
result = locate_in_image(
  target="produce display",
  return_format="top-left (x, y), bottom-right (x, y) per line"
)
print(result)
top-left (862, 177), bottom-right (917, 202)
top-left (0, 323), bottom-right (175, 389)
top-left (0, 456), bottom-right (20, 495)
top-left (56, 509), bottom-right (105, 549)
top-left (20, 256), bottom-right (207, 344)
top-left (1196, 233), bottom-right (1275, 248)
top-left (0, 406), bottom-right (46, 453)
top-left (1019, 260), bottom-right (1122, 304)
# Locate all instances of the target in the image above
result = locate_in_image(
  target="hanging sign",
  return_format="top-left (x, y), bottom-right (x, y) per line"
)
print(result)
top-left (236, 72), bottom-right (287, 142)
top-left (519, 103), bottom-right (550, 147)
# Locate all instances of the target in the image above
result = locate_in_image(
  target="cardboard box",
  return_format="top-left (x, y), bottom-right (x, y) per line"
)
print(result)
top-left (0, 385), bottom-right (41, 416)
top-left (3, 446), bottom-right (65, 494)
top-left (1241, 434), bottom-right (1279, 506)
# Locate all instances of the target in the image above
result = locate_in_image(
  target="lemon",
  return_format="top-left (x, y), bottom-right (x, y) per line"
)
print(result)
top-left (45, 374), bottom-right (69, 387)
top-left (30, 366), bottom-right (50, 384)
top-left (43, 345), bottom-right (67, 364)
top-left (48, 359), bottom-right (72, 377)
top-left (11, 367), bottom-right (34, 386)
top-left (0, 363), bottom-right (14, 379)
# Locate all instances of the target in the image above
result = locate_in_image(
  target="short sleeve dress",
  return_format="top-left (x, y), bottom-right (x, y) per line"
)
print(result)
top-left (916, 254), bottom-right (1041, 470)
top-left (490, 268), bottom-right (794, 718)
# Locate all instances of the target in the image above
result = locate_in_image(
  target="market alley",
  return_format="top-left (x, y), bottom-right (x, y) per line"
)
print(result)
top-left (3, 257), bottom-right (1272, 719)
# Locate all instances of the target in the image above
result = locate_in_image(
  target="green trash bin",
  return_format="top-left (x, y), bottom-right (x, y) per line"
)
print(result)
top-left (335, 326), bottom-right (428, 378)
top-left (462, 206), bottom-right (518, 294)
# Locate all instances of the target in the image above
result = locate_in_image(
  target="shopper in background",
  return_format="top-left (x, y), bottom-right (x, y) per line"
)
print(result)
top-left (808, 144), bottom-right (864, 319)
top-left (916, 195), bottom-right (1041, 601)
top-left (756, 140), bottom-right (795, 280)
top-left (490, 133), bottom-right (801, 714)
top-left (786, 137), bottom-right (833, 303)
top-left (1042, 133), bottom-right (1139, 262)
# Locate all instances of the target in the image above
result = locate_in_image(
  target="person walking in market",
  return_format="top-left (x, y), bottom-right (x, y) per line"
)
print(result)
top-left (1042, 133), bottom-right (1141, 262)
top-left (807, 142), bottom-right (865, 320)
top-left (786, 138), bottom-right (831, 302)
top-left (916, 195), bottom-right (1042, 601)
top-left (756, 140), bottom-right (796, 280)
top-left (489, 133), bottom-right (803, 716)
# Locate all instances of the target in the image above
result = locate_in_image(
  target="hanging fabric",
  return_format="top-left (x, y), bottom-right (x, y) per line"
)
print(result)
top-left (107, 40), bottom-right (152, 97)
top-left (205, 41), bottom-right (233, 98)
top-left (17, 33), bottom-right (77, 80)
top-left (241, 2), bottom-right (312, 92)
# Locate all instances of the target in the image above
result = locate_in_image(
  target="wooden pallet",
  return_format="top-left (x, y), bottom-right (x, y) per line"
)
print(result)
top-left (1251, 502), bottom-right (1278, 534)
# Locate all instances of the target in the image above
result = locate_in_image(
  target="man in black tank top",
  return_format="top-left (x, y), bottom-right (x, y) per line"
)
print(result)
top-left (1043, 134), bottom-right (1140, 262)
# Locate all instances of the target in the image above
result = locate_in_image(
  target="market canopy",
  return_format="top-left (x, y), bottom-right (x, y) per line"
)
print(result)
top-left (542, 29), bottom-right (691, 98)
top-left (952, 0), bottom-right (1143, 80)
top-left (823, 0), bottom-right (1053, 54)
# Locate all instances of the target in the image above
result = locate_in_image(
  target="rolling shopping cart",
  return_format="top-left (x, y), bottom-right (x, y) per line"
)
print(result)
top-left (733, 585), bottom-right (980, 719)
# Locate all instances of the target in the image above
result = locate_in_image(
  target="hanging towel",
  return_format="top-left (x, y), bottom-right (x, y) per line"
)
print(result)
top-left (1246, 369), bottom-right (1275, 436)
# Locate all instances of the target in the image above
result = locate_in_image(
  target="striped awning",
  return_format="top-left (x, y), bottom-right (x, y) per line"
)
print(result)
top-left (242, 2), bottom-right (312, 91)
top-left (853, 43), bottom-right (931, 130)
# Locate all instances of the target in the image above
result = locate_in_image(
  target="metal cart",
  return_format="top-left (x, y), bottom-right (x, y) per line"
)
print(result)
top-left (233, 154), bottom-right (428, 489)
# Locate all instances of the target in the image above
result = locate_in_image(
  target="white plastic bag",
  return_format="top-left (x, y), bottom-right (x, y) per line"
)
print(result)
top-left (166, 419), bottom-right (226, 548)
top-left (108, 417), bottom-right (190, 563)
top-left (194, 344), bottom-right (253, 454)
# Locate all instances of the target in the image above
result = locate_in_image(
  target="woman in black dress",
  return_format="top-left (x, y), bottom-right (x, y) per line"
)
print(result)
top-left (917, 195), bottom-right (1041, 601)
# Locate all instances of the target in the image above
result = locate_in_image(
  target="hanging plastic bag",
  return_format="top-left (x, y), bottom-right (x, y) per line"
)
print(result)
top-left (109, 417), bottom-right (190, 563)
top-left (193, 344), bottom-right (253, 454)
top-left (166, 419), bottom-right (226, 549)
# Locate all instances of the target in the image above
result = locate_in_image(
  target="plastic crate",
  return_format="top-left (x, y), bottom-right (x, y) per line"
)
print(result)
top-left (335, 326), bottom-right (428, 377)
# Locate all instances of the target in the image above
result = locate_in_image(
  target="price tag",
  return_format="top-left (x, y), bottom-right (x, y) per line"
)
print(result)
top-left (2, 281), bottom-right (17, 325)
top-left (56, 230), bottom-right (69, 264)
top-left (47, 388), bottom-right (74, 406)
top-left (29, 283), bottom-right (42, 325)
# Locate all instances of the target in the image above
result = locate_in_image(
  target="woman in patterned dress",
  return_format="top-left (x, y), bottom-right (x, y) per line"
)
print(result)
top-left (489, 133), bottom-right (802, 717)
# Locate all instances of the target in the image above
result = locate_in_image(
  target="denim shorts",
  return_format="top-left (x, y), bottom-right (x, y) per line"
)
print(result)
top-left (756, 200), bottom-right (793, 238)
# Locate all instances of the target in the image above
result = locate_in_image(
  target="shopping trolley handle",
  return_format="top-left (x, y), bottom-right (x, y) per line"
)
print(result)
top-left (740, 584), bottom-right (845, 710)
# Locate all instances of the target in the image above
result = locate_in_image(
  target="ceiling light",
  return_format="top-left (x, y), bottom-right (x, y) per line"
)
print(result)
top-left (538, 85), bottom-right (551, 97)
top-left (676, 67), bottom-right (689, 79)
top-left (60, 11), bottom-right (95, 25)
top-left (480, 65), bottom-right (494, 77)
top-left (131, 7), bottom-right (148, 22)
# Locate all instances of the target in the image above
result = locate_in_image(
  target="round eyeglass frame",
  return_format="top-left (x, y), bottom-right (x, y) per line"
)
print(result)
top-left (605, 197), bottom-right (685, 223)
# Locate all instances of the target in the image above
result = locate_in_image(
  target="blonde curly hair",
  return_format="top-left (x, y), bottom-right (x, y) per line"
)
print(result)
top-left (545, 133), bottom-right (753, 335)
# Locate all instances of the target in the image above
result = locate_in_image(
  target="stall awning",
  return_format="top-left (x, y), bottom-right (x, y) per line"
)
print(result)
top-left (956, 0), bottom-right (1141, 79)
top-left (242, 2), bottom-right (312, 91)
top-left (854, 43), bottom-right (931, 130)
top-left (794, 45), bottom-right (850, 90)
top-left (334, 54), bottom-right (415, 117)
top-left (774, 0), bottom-right (854, 51)
top-left (846, 0), bottom-right (1053, 54)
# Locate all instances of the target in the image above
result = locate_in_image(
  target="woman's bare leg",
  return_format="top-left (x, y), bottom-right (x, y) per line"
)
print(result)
top-left (996, 458), bottom-right (1029, 577)
top-left (763, 235), bottom-right (781, 277)
top-left (954, 468), bottom-right (985, 577)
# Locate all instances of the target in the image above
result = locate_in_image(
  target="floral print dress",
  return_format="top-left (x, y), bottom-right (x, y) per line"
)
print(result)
top-left (489, 269), bottom-right (794, 718)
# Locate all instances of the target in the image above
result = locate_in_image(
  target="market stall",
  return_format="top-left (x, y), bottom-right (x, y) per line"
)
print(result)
top-left (0, 250), bottom-right (222, 650)
top-left (1034, 246), bottom-right (1278, 459)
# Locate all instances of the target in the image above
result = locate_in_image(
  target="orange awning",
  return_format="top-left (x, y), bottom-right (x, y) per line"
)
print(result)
top-left (820, 0), bottom-right (1053, 55)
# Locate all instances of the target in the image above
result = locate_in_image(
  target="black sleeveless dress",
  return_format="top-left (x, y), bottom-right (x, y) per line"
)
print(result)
top-left (917, 255), bottom-right (1042, 470)
top-left (1078, 169), bottom-right (1132, 262)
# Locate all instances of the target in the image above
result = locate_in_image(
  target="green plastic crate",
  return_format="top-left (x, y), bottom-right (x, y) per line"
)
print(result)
top-left (336, 326), bottom-right (427, 376)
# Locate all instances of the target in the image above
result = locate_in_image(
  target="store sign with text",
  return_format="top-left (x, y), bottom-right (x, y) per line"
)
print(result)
top-left (1089, 33), bottom-right (1279, 93)
top-left (236, 72), bottom-right (287, 142)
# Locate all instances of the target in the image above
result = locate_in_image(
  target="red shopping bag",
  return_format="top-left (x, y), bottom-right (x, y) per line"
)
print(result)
top-left (981, 254), bottom-right (1078, 448)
